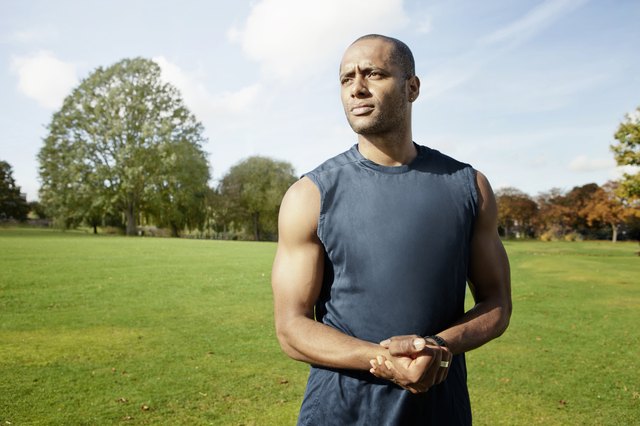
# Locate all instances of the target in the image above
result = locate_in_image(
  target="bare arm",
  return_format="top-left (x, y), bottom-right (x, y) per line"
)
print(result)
top-left (271, 177), bottom-right (383, 370)
top-left (381, 171), bottom-right (512, 357)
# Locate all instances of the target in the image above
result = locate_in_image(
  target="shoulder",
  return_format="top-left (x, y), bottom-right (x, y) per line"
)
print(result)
top-left (417, 145), bottom-right (473, 175)
top-left (472, 170), bottom-right (498, 228)
top-left (282, 177), bottom-right (320, 207)
top-left (278, 177), bottom-right (321, 241)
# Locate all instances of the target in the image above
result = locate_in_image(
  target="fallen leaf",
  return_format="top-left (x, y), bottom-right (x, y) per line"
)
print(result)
top-left (115, 397), bottom-right (128, 404)
top-left (141, 404), bottom-right (150, 411)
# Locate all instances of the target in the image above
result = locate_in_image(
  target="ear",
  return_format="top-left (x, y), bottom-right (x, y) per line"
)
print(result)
top-left (407, 76), bottom-right (420, 102)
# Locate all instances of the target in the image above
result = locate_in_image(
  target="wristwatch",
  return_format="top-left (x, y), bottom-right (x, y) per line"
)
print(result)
top-left (424, 335), bottom-right (448, 347)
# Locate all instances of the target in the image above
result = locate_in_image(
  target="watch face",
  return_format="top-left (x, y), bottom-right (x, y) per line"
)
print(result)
top-left (425, 335), bottom-right (447, 347)
top-left (434, 336), bottom-right (447, 347)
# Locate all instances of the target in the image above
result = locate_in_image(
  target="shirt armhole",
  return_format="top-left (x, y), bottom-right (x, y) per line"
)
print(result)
top-left (301, 172), bottom-right (326, 244)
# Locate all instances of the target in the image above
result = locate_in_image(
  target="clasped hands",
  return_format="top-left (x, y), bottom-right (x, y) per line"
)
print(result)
top-left (369, 335), bottom-right (452, 394)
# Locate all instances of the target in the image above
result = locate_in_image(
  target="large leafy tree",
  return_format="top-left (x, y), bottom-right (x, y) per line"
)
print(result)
top-left (612, 106), bottom-right (640, 198)
top-left (38, 58), bottom-right (209, 235)
top-left (0, 160), bottom-right (29, 221)
top-left (219, 156), bottom-right (296, 241)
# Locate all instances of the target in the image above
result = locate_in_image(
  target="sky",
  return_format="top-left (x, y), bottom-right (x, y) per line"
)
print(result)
top-left (1, 0), bottom-right (639, 202)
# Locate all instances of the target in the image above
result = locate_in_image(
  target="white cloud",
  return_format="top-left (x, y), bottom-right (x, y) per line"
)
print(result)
top-left (10, 51), bottom-right (78, 109)
top-left (568, 155), bottom-right (615, 172)
top-left (153, 56), bottom-right (261, 118)
top-left (228, 0), bottom-right (409, 79)
top-left (612, 164), bottom-right (640, 179)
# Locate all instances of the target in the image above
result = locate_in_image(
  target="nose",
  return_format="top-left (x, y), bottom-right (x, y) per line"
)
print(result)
top-left (351, 75), bottom-right (370, 98)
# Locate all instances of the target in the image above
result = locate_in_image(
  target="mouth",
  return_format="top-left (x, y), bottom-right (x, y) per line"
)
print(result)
top-left (351, 104), bottom-right (374, 116)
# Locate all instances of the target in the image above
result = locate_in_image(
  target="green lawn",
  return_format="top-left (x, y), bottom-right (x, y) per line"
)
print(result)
top-left (1, 228), bottom-right (638, 425)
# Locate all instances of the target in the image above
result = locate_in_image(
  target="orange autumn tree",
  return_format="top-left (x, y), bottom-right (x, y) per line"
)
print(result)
top-left (495, 187), bottom-right (538, 238)
top-left (581, 181), bottom-right (640, 242)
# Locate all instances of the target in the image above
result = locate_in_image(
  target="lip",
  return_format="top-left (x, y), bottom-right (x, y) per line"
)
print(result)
top-left (351, 104), bottom-right (374, 116)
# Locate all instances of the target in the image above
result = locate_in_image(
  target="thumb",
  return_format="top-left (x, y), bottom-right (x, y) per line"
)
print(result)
top-left (389, 337), bottom-right (427, 356)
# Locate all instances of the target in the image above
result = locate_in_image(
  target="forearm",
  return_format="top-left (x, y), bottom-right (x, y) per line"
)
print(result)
top-left (437, 296), bottom-right (511, 355)
top-left (276, 315), bottom-right (382, 370)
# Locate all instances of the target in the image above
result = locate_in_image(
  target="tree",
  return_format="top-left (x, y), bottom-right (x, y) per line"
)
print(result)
top-left (495, 187), bottom-right (538, 238)
top-left (535, 188), bottom-right (572, 240)
top-left (564, 183), bottom-right (607, 239)
top-left (204, 186), bottom-right (235, 239)
top-left (0, 160), bottom-right (29, 221)
top-left (38, 58), bottom-right (209, 235)
top-left (219, 157), bottom-right (296, 241)
top-left (146, 139), bottom-right (210, 237)
top-left (612, 106), bottom-right (640, 198)
top-left (581, 181), bottom-right (640, 242)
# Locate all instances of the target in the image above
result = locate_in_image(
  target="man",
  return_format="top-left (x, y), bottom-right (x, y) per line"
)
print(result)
top-left (271, 34), bottom-right (511, 425)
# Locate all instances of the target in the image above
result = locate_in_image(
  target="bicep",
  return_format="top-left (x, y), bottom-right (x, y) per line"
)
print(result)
top-left (467, 171), bottom-right (511, 303)
top-left (271, 178), bottom-right (324, 322)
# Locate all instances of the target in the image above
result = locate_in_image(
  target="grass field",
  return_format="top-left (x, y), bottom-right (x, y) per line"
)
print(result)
top-left (1, 228), bottom-right (638, 425)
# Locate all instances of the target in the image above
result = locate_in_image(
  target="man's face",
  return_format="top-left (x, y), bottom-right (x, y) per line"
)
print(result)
top-left (339, 39), bottom-right (413, 136)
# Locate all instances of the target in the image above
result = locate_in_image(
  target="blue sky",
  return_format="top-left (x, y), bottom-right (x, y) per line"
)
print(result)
top-left (2, 0), bottom-right (639, 201)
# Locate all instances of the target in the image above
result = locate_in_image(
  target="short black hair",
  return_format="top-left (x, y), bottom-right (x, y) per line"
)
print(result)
top-left (351, 34), bottom-right (415, 78)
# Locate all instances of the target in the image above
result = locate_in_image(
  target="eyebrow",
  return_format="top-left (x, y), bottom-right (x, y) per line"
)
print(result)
top-left (339, 65), bottom-right (387, 80)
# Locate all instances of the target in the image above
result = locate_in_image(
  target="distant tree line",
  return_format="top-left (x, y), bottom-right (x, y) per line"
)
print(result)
top-left (496, 182), bottom-right (639, 242)
top-left (2, 56), bottom-right (638, 242)
top-left (498, 106), bottom-right (640, 242)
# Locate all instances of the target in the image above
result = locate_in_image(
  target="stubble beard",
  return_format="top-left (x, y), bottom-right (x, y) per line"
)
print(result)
top-left (345, 93), bottom-right (409, 137)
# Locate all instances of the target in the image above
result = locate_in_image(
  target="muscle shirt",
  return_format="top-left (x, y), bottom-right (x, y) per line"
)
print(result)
top-left (297, 144), bottom-right (477, 425)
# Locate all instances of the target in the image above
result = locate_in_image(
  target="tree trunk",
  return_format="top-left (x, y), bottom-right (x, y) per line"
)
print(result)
top-left (253, 212), bottom-right (260, 241)
top-left (93, 224), bottom-right (98, 234)
top-left (125, 200), bottom-right (137, 236)
top-left (171, 223), bottom-right (180, 238)
top-left (611, 223), bottom-right (618, 243)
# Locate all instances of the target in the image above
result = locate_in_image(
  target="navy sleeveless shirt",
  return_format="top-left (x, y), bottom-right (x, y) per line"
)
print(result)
top-left (298, 144), bottom-right (477, 425)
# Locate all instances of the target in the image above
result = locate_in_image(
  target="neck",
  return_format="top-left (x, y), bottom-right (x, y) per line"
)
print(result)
top-left (357, 130), bottom-right (416, 166)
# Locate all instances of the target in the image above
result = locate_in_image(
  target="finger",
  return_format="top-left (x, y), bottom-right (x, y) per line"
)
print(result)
top-left (373, 358), bottom-right (395, 380)
top-left (388, 336), bottom-right (425, 357)
top-left (441, 350), bottom-right (452, 382)
top-left (422, 349), bottom-right (442, 388)
top-left (431, 347), bottom-right (447, 384)
top-left (434, 349), bottom-right (447, 384)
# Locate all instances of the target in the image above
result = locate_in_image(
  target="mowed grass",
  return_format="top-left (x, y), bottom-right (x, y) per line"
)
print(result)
top-left (0, 228), bottom-right (307, 425)
top-left (1, 228), bottom-right (638, 425)
top-left (466, 240), bottom-right (639, 425)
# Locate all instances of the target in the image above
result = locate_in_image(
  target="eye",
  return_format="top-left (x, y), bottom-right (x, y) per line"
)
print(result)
top-left (340, 77), bottom-right (353, 86)
top-left (368, 71), bottom-right (382, 79)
